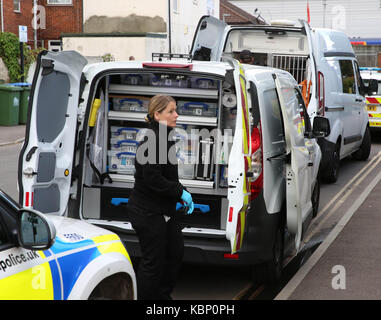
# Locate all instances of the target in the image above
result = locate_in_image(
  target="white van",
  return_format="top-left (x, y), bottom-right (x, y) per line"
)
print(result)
top-left (18, 50), bottom-right (329, 283)
top-left (190, 16), bottom-right (371, 182)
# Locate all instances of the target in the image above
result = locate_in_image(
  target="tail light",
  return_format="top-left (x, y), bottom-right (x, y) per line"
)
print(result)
top-left (318, 71), bottom-right (325, 116)
top-left (142, 62), bottom-right (193, 70)
top-left (250, 123), bottom-right (263, 201)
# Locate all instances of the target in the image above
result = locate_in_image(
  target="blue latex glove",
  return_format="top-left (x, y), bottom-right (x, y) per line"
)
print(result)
top-left (181, 190), bottom-right (194, 214)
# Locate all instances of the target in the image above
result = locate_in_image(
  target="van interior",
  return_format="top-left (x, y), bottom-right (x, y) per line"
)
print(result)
top-left (80, 68), bottom-right (241, 233)
top-left (222, 28), bottom-right (310, 84)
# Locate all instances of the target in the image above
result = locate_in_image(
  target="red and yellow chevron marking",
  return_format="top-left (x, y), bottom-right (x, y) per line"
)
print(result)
top-left (366, 96), bottom-right (381, 104)
top-left (231, 65), bottom-right (252, 253)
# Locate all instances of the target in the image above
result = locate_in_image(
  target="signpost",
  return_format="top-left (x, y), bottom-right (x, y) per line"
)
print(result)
top-left (18, 25), bottom-right (27, 82)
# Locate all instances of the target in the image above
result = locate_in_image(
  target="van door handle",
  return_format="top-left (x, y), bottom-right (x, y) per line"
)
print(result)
top-left (267, 152), bottom-right (288, 162)
top-left (355, 98), bottom-right (363, 102)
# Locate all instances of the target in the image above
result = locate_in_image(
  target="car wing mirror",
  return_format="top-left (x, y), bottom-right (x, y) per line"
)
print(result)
top-left (368, 79), bottom-right (379, 95)
top-left (312, 116), bottom-right (330, 138)
top-left (17, 209), bottom-right (56, 250)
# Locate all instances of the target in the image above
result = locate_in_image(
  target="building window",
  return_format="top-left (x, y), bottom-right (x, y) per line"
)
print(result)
top-left (48, 40), bottom-right (62, 52)
top-left (47, 0), bottom-right (72, 4)
top-left (13, 0), bottom-right (21, 12)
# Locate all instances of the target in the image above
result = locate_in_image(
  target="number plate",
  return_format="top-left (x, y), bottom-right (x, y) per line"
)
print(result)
top-left (368, 105), bottom-right (377, 111)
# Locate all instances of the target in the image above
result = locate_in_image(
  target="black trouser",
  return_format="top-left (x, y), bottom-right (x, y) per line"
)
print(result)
top-left (128, 204), bottom-right (184, 300)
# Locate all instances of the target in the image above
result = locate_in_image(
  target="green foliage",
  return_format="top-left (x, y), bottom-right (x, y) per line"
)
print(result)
top-left (102, 53), bottom-right (115, 62)
top-left (0, 32), bottom-right (43, 82)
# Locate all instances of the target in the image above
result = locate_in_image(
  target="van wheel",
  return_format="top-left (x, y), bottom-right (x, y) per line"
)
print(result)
top-left (252, 226), bottom-right (284, 285)
top-left (311, 177), bottom-right (320, 218)
top-left (352, 127), bottom-right (371, 161)
top-left (323, 142), bottom-right (340, 183)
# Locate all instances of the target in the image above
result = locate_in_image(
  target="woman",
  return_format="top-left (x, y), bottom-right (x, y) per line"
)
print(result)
top-left (127, 95), bottom-right (194, 300)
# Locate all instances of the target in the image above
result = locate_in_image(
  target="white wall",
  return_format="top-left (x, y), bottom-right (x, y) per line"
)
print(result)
top-left (82, 0), bottom-right (220, 56)
top-left (231, 0), bottom-right (381, 38)
top-left (171, 0), bottom-right (220, 54)
top-left (83, 0), bottom-right (167, 21)
top-left (62, 36), bottom-right (168, 61)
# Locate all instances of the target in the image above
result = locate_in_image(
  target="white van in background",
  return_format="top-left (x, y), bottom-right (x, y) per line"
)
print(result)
top-left (190, 16), bottom-right (371, 182)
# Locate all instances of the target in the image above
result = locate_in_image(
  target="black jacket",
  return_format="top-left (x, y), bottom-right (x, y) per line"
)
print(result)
top-left (128, 119), bottom-right (184, 216)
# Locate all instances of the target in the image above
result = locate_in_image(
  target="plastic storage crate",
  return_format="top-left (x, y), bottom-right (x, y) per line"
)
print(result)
top-left (120, 74), bottom-right (148, 85)
top-left (112, 97), bottom-right (149, 112)
top-left (108, 151), bottom-right (136, 174)
top-left (190, 78), bottom-right (218, 89)
top-left (177, 101), bottom-right (218, 117)
top-left (110, 126), bottom-right (141, 141)
top-left (149, 75), bottom-right (189, 88)
top-left (110, 138), bottom-right (139, 153)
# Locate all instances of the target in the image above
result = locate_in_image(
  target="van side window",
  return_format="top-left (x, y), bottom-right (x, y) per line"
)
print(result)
top-left (339, 60), bottom-right (355, 94)
top-left (262, 89), bottom-right (285, 144)
top-left (295, 88), bottom-right (312, 134)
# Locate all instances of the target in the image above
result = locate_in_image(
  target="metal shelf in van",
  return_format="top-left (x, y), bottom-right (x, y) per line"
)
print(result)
top-left (108, 84), bottom-right (219, 99)
top-left (108, 173), bottom-right (215, 189)
top-left (108, 111), bottom-right (218, 126)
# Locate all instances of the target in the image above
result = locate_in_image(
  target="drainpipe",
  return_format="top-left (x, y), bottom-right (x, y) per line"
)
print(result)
top-left (168, 0), bottom-right (171, 55)
top-left (1, 0), bottom-right (4, 33)
top-left (33, 0), bottom-right (38, 48)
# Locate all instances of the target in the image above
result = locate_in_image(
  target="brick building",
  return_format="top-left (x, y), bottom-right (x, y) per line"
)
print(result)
top-left (1, 0), bottom-right (82, 50)
top-left (2, 0), bottom-right (257, 53)
top-left (2, 0), bottom-right (34, 40)
top-left (220, 0), bottom-right (263, 25)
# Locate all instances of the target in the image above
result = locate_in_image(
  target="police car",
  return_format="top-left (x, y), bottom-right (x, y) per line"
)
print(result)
top-left (0, 189), bottom-right (136, 300)
top-left (360, 67), bottom-right (381, 129)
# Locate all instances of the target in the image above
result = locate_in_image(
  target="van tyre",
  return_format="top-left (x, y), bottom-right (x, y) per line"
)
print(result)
top-left (323, 142), bottom-right (340, 183)
top-left (352, 127), bottom-right (371, 161)
top-left (252, 225), bottom-right (284, 285)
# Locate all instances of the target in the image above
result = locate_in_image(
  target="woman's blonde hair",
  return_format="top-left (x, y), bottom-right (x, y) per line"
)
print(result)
top-left (145, 95), bottom-right (176, 122)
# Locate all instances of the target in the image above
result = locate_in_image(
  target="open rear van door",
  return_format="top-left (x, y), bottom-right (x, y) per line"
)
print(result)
top-left (225, 65), bottom-right (252, 254)
top-left (18, 51), bottom-right (87, 216)
top-left (190, 15), bottom-right (228, 62)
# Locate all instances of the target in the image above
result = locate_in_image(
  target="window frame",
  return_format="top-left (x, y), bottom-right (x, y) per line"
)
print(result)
top-left (13, 0), bottom-right (21, 13)
top-left (339, 59), bottom-right (356, 94)
top-left (294, 87), bottom-right (312, 135)
top-left (46, 0), bottom-right (72, 5)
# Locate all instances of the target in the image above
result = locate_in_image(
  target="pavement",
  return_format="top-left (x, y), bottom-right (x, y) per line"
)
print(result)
top-left (276, 168), bottom-right (381, 300)
top-left (0, 125), bottom-right (26, 146)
